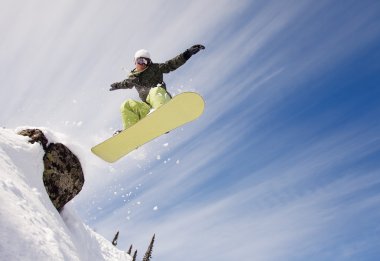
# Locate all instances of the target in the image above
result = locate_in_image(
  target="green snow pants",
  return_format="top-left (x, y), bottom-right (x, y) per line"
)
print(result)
top-left (120, 87), bottom-right (171, 129)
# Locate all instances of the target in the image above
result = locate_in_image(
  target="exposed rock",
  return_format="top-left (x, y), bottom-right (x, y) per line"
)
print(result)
top-left (18, 128), bottom-right (84, 212)
top-left (17, 128), bottom-right (48, 150)
top-left (43, 143), bottom-right (84, 211)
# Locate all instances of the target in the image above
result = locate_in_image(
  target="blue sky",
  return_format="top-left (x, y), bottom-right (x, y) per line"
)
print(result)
top-left (1, 0), bottom-right (380, 260)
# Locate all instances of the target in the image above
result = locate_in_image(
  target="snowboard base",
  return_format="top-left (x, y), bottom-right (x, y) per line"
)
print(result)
top-left (91, 92), bottom-right (204, 163)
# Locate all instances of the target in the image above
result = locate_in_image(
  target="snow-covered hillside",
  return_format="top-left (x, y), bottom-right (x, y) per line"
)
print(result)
top-left (0, 128), bottom-right (131, 261)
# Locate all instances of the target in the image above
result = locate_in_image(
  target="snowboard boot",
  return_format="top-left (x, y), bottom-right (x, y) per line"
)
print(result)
top-left (113, 130), bottom-right (122, 136)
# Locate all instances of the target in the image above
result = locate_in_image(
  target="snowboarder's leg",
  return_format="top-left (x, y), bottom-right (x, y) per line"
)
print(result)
top-left (146, 87), bottom-right (171, 109)
top-left (120, 99), bottom-right (151, 129)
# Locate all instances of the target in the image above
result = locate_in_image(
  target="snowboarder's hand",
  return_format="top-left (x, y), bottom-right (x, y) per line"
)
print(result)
top-left (188, 44), bottom-right (205, 55)
top-left (110, 82), bottom-right (122, 91)
top-left (184, 44), bottom-right (205, 60)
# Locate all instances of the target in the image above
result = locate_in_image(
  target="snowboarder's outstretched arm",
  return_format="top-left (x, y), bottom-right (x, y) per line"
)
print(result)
top-left (110, 79), bottom-right (131, 91)
top-left (110, 78), bottom-right (144, 91)
top-left (158, 44), bottom-right (205, 74)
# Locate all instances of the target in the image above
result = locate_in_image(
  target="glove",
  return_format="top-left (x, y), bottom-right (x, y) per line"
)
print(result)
top-left (188, 44), bottom-right (205, 55)
top-left (183, 44), bottom-right (205, 60)
top-left (110, 82), bottom-right (122, 91)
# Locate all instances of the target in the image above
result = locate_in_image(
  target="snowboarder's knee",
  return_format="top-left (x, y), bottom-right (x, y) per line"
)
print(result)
top-left (147, 87), bottom-right (171, 109)
top-left (120, 99), bottom-right (137, 112)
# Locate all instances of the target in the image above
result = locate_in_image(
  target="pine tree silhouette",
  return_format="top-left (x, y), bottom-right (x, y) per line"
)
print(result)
top-left (132, 250), bottom-right (138, 261)
top-left (127, 245), bottom-right (133, 255)
top-left (142, 234), bottom-right (155, 261)
top-left (112, 231), bottom-right (119, 246)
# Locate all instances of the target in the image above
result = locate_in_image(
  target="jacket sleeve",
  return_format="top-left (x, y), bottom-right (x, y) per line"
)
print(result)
top-left (158, 52), bottom-right (188, 74)
top-left (115, 77), bottom-right (137, 89)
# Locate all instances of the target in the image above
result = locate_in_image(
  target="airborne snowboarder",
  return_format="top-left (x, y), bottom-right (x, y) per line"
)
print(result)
top-left (109, 44), bottom-right (205, 133)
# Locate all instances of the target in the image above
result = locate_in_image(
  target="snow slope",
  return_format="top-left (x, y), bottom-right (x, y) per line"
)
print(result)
top-left (0, 128), bottom-right (131, 261)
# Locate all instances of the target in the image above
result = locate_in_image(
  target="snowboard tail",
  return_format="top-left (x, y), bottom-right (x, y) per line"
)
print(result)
top-left (91, 92), bottom-right (205, 163)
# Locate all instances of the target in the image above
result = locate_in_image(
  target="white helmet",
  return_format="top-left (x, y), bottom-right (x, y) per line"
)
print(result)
top-left (134, 49), bottom-right (151, 60)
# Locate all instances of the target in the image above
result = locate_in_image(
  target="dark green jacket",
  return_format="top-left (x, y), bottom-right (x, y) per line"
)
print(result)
top-left (116, 52), bottom-right (188, 102)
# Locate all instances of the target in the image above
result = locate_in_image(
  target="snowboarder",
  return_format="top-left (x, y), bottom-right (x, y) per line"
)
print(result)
top-left (109, 44), bottom-right (205, 133)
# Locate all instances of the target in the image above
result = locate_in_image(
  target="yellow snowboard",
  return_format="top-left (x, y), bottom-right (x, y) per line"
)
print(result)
top-left (91, 92), bottom-right (205, 163)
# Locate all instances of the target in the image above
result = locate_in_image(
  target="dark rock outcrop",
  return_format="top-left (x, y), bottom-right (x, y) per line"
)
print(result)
top-left (43, 142), bottom-right (84, 211)
top-left (17, 129), bottom-right (48, 150)
top-left (18, 128), bottom-right (84, 212)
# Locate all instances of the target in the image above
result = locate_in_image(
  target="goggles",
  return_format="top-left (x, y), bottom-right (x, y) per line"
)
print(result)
top-left (136, 57), bottom-right (150, 65)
